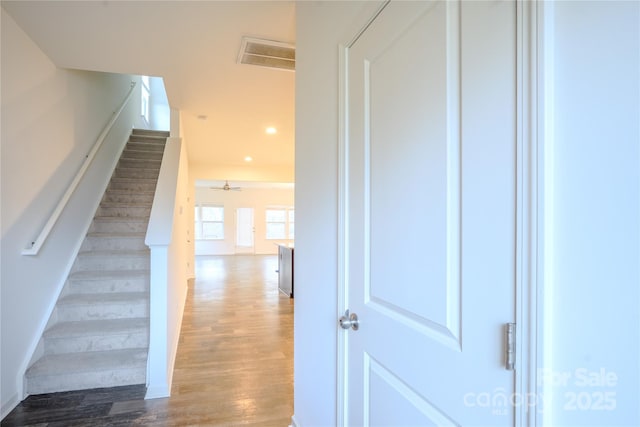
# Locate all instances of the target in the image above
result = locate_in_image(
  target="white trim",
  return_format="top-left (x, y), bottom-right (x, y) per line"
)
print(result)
top-left (346, 0), bottom-right (390, 48)
top-left (515, 0), bottom-right (538, 425)
top-left (144, 384), bottom-right (171, 400)
top-left (515, 1), bottom-right (555, 424)
top-left (537, 1), bottom-right (556, 424)
top-left (290, 414), bottom-right (301, 427)
top-left (336, 43), bottom-right (349, 427)
top-left (337, 4), bottom-right (392, 424)
top-left (444, 0), bottom-right (462, 351)
top-left (0, 393), bottom-right (20, 421)
top-left (514, 1), bottom-right (555, 424)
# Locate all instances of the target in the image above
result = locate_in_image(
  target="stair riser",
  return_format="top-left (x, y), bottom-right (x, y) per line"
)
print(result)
top-left (26, 366), bottom-right (146, 395)
top-left (57, 301), bottom-right (148, 322)
top-left (102, 192), bottom-right (154, 204)
top-left (89, 220), bottom-right (148, 233)
top-left (68, 277), bottom-right (148, 294)
top-left (108, 181), bottom-right (158, 192)
top-left (121, 150), bottom-right (164, 160)
top-left (131, 130), bottom-right (169, 137)
top-left (97, 206), bottom-right (151, 218)
top-left (118, 159), bottom-right (161, 170)
top-left (114, 168), bottom-right (160, 180)
top-left (45, 331), bottom-right (148, 355)
top-left (81, 236), bottom-right (147, 251)
top-left (75, 255), bottom-right (150, 271)
top-left (126, 141), bottom-right (166, 152)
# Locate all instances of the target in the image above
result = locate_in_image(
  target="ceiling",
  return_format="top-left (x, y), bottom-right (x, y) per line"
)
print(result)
top-left (1, 0), bottom-right (296, 183)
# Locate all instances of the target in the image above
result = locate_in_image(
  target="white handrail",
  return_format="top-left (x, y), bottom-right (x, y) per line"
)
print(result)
top-left (22, 81), bottom-right (137, 256)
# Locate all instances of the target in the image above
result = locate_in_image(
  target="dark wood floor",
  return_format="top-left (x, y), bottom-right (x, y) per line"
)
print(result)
top-left (2, 255), bottom-right (294, 426)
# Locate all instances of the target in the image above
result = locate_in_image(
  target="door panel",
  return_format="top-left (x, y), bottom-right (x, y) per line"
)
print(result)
top-left (368, 0), bottom-right (460, 349)
top-left (345, 1), bottom-right (516, 425)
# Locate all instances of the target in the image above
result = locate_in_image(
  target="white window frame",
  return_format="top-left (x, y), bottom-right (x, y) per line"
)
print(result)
top-left (141, 75), bottom-right (150, 123)
top-left (195, 205), bottom-right (225, 240)
top-left (287, 209), bottom-right (295, 239)
top-left (265, 207), bottom-right (294, 240)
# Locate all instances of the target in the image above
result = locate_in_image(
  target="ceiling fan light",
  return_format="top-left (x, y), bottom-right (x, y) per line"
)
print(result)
top-left (210, 180), bottom-right (242, 191)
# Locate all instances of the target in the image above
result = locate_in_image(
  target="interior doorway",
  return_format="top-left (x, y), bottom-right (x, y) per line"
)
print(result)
top-left (235, 207), bottom-right (255, 254)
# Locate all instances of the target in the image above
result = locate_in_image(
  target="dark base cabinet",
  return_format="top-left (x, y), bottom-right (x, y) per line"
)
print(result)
top-left (278, 245), bottom-right (294, 298)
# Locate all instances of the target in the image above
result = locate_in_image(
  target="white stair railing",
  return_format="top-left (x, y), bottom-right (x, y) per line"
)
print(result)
top-left (22, 82), bottom-right (137, 256)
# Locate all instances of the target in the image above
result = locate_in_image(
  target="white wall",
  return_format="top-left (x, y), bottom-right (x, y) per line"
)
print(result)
top-left (166, 138), bottom-right (192, 387)
top-left (145, 137), bottom-right (192, 398)
top-left (175, 110), bottom-right (196, 279)
top-left (294, 2), bottom-right (384, 426)
top-left (1, 9), bottom-right (143, 415)
top-left (194, 186), bottom-right (294, 255)
top-left (541, 2), bottom-right (639, 425)
top-left (149, 76), bottom-right (170, 131)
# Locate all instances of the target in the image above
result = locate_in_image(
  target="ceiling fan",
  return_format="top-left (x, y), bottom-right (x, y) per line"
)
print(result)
top-left (210, 180), bottom-right (241, 191)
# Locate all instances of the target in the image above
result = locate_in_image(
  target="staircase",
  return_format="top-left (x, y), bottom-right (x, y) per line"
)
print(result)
top-left (25, 129), bottom-right (168, 394)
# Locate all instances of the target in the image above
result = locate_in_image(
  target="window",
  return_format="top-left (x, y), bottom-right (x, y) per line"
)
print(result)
top-left (141, 76), bottom-right (150, 123)
top-left (288, 209), bottom-right (295, 239)
top-left (266, 207), bottom-right (294, 240)
top-left (195, 205), bottom-right (224, 240)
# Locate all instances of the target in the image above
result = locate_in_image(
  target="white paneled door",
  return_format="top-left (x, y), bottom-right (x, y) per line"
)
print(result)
top-left (342, 1), bottom-right (517, 425)
top-left (235, 207), bottom-right (255, 254)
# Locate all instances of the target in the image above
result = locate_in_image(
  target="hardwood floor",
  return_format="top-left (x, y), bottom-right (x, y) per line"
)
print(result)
top-left (168, 254), bottom-right (294, 425)
top-left (2, 255), bottom-right (294, 426)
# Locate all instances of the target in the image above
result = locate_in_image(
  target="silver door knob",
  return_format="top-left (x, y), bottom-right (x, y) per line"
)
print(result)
top-left (339, 310), bottom-right (359, 331)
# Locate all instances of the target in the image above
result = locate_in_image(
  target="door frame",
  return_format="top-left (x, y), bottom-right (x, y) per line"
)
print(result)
top-left (335, 1), bottom-right (546, 425)
top-left (515, 1), bottom-right (554, 425)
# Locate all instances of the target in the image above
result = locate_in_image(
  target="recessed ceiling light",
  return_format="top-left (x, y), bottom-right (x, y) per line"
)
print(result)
top-left (244, 156), bottom-right (253, 162)
top-left (266, 127), bottom-right (277, 135)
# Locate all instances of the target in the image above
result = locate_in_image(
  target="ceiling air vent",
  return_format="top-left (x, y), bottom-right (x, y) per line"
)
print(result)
top-left (237, 37), bottom-right (295, 72)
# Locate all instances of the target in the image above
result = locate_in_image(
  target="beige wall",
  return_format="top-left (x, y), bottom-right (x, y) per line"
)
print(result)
top-left (189, 162), bottom-right (293, 185)
top-left (194, 185), bottom-right (294, 255)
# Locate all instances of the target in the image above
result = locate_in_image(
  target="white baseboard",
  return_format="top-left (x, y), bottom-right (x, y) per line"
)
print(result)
top-left (145, 384), bottom-right (170, 399)
top-left (1, 393), bottom-right (20, 421)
